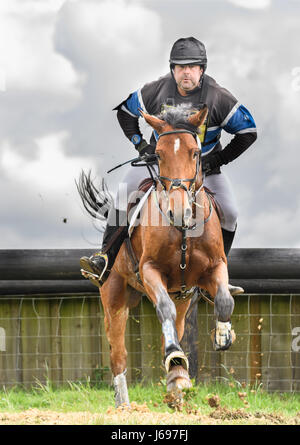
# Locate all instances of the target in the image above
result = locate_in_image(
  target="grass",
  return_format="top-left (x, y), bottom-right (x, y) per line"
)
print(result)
top-left (0, 378), bottom-right (299, 419)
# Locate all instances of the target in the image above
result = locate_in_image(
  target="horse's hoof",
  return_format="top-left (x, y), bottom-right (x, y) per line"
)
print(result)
top-left (211, 320), bottom-right (236, 351)
top-left (165, 350), bottom-right (189, 373)
top-left (166, 365), bottom-right (192, 392)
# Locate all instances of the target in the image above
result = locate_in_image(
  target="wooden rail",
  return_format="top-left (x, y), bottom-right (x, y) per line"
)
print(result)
top-left (0, 249), bottom-right (299, 391)
top-left (0, 248), bottom-right (300, 295)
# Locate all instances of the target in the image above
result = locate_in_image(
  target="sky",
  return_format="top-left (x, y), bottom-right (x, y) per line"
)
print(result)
top-left (0, 0), bottom-right (300, 250)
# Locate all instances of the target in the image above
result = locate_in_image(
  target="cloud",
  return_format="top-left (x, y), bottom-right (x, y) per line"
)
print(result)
top-left (1, 0), bottom-right (300, 249)
top-left (0, 131), bottom-right (98, 249)
top-left (1, 132), bottom-right (93, 192)
top-left (227, 0), bottom-right (271, 9)
top-left (0, 0), bottom-right (164, 248)
top-left (0, 0), bottom-right (81, 94)
top-left (51, 0), bottom-right (164, 165)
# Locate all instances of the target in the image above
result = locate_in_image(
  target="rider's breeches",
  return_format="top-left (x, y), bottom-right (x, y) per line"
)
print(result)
top-left (204, 172), bottom-right (238, 232)
top-left (114, 165), bottom-right (238, 232)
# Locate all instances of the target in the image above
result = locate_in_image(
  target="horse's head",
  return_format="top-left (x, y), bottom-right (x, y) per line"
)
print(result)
top-left (140, 104), bottom-right (208, 228)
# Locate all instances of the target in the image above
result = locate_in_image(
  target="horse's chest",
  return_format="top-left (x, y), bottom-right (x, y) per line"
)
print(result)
top-left (165, 245), bottom-right (212, 283)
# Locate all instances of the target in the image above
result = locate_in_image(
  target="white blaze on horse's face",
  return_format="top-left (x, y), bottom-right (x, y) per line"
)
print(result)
top-left (174, 138), bottom-right (180, 155)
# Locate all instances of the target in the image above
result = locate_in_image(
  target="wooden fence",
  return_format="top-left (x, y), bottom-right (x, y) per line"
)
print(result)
top-left (0, 249), bottom-right (300, 391)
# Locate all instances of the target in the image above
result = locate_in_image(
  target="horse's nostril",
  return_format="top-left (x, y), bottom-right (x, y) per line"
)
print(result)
top-left (184, 207), bottom-right (192, 219)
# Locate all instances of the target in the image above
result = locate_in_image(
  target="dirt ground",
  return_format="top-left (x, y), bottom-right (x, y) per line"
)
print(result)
top-left (0, 402), bottom-right (299, 425)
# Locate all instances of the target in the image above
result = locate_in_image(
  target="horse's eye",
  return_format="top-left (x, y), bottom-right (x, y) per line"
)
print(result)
top-left (193, 151), bottom-right (198, 159)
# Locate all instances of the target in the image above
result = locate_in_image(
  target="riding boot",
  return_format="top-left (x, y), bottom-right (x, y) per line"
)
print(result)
top-left (80, 208), bottom-right (128, 286)
top-left (221, 227), bottom-right (236, 257)
top-left (221, 226), bottom-right (244, 296)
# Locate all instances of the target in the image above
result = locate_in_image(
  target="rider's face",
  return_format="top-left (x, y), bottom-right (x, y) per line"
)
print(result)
top-left (173, 64), bottom-right (203, 95)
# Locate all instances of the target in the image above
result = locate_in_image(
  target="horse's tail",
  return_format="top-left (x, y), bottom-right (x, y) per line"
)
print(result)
top-left (75, 170), bottom-right (113, 223)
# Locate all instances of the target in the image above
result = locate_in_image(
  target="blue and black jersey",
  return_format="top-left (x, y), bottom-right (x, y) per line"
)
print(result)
top-left (114, 72), bottom-right (257, 168)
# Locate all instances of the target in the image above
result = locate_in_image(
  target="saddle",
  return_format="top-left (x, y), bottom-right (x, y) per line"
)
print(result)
top-left (127, 178), bottom-right (155, 214)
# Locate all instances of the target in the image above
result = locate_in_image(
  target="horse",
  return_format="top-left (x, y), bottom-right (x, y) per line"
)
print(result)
top-left (77, 104), bottom-right (235, 407)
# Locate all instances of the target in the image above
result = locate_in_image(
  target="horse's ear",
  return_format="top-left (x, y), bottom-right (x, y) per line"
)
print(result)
top-left (139, 108), bottom-right (165, 134)
top-left (188, 106), bottom-right (208, 128)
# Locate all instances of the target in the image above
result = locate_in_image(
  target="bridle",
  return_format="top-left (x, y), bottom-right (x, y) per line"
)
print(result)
top-left (145, 129), bottom-right (206, 218)
top-left (156, 129), bottom-right (203, 201)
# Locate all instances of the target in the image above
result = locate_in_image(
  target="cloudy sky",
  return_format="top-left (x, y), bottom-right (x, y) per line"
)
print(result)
top-left (0, 0), bottom-right (299, 250)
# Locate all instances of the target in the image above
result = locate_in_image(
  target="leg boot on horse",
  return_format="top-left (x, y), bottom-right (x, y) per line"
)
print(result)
top-left (80, 208), bottom-right (128, 287)
top-left (203, 261), bottom-right (236, 351)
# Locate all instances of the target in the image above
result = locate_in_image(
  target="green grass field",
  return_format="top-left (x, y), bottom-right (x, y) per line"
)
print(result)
top-left (0, 378), bottom-right (299, 421)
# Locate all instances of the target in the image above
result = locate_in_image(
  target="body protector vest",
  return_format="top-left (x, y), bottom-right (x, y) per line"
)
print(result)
top-left (114, 73), bottom-right (256, 161)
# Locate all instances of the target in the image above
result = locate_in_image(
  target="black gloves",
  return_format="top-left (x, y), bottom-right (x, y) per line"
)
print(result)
top-left (136, 139), bottom-right (156, 157)
top-left (202, 152), bottom-right (223, 175)
top-left (202, 132), bottom-right (257, 175)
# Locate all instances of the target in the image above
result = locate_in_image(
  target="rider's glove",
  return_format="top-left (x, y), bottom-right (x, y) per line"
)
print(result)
top-left (136, 139), bottom-right (155, 157)
top-left (202, 152), bottom-right (223, 174)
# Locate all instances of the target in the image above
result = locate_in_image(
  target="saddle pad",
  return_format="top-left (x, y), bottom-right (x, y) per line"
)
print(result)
top-left (128, 184), bottom-right (154, 237)
top-left (204, 186), bottom-right (221, 221)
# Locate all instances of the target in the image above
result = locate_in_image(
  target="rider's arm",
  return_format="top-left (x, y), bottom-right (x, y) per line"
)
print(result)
top-left (203, 104), bottom-right (257, 172)
top-left (116, 108), bottom-right (142, 143)
top-left (114, 91), bottom-right (154, 155)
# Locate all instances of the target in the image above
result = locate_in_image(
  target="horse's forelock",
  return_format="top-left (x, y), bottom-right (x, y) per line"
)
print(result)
top-left (158, 103), bottom-right (199, 134)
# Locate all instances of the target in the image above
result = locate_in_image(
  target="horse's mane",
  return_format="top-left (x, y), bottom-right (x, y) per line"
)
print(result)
top-left (158, 103), bottom-right (200, 134)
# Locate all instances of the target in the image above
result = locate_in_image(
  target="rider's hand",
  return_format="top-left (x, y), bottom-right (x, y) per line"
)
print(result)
top-left (136, 139), bottom-right (155, 157)
top-left (202, 152), bottom-right (223, 174)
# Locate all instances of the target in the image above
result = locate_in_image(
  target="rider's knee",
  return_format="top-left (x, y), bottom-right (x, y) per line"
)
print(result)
top-left (221, 204), bottom-right (238, 232)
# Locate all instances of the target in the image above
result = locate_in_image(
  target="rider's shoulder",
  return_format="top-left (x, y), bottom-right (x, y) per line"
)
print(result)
top-left (206, 74), bottom-right (237, 105)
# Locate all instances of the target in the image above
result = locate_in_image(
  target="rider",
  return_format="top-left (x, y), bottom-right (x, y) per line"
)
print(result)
top-left (80, 37), bottom-right (257, 292)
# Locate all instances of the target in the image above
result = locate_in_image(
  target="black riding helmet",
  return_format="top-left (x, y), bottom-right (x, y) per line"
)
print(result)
top-left (169, 37), bottom-right (207, 71)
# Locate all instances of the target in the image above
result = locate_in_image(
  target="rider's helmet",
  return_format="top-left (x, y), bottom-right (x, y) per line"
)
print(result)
top-left (169, 37), bottom-right (207, 71)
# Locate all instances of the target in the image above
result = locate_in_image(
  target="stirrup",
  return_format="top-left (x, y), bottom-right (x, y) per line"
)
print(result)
top-left (228, 283), bottom-right (244, 296)
top-left (80, 253), bottom-right (109, 288)
top-left (93, 252), bottom-right (109, 282)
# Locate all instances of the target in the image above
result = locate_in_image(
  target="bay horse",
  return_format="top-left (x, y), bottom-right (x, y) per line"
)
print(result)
top-left (78, 104), bottom-right (235, 407)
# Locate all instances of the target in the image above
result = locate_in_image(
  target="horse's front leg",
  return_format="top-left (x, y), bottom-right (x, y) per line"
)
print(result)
top-left (141, 261), bottom-right (192, 394)
top-left (202, 260), bottom-right (235, 351)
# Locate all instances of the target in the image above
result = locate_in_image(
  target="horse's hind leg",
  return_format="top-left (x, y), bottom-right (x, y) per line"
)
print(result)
top-left (100, 270), bottom-right (130, 407)
top-left (203, 261), bottom-right (235, 351)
